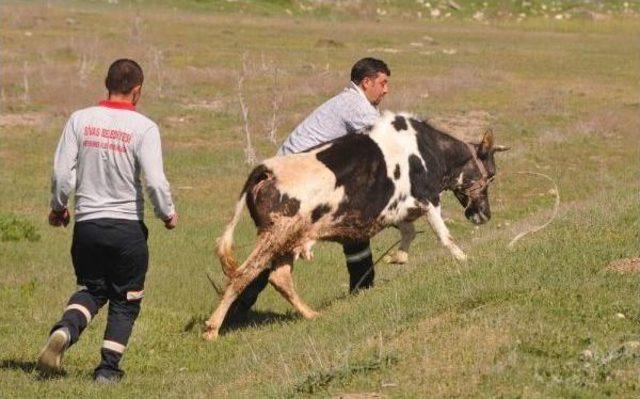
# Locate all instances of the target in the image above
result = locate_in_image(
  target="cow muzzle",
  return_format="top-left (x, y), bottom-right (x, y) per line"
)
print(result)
top-left (465, 204), bottom-right (491, 225)
top-left (466, 211), bottom-right (489, 225)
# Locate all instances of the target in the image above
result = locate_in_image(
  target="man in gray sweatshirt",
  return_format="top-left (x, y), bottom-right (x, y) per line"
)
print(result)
top-left (37, 59), bottom-right (177, 383)
top-left (226, 57), bottom-right (390, 323)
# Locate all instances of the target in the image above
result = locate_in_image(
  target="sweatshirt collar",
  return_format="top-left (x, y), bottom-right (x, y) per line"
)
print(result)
top-left (99, 100), bottom-right (136, 111)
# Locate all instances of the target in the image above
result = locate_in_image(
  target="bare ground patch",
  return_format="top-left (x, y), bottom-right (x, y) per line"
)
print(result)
top-left (571, 108), bottom-right (634, 140)
top-left (426, 110), bottom-right (494, 142)
top-left (606, 257), bottom-right (640, 273)
top-left (0, 112), bottom-right (46, 128)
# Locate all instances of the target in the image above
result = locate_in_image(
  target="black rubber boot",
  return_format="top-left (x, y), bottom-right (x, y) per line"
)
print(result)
top-left (343, 241), bottom-right (374, 293)
top-left (93, 348), bottom-right (124, 384)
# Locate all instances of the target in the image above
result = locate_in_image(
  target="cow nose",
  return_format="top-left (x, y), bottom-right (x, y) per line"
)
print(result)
top-left (465, 207), bottom-right (489, 225)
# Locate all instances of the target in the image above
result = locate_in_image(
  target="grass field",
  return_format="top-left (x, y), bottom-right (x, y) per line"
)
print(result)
top-left (1, 1), bottom-right (639, 397)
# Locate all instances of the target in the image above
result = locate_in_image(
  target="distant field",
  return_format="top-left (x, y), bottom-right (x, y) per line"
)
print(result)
top-left (1, 1), bottom-right (638, 398)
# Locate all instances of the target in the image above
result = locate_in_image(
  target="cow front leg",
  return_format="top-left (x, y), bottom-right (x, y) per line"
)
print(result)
top-left (269, 254), bottom-right (319, 320)
top-left (425, 203), bottom-right (467, 262)
top-left (386, 221), bottom-right (416, 264)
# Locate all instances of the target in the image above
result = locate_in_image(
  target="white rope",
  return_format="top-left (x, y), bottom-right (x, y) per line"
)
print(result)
top-left (505, 171), bottom-right (560, 249)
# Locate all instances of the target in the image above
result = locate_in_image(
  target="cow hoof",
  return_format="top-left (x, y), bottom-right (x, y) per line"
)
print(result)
top-left (202, 322), bottom-right (219, 341)
top-left (385, 250), bottom-right (408, 264)
top-left (304, 311), bottom-right (320, 320)
top-left (453, 250), bottom-right (468, 262)
top-left (202, 330), bottom-right (218, 341)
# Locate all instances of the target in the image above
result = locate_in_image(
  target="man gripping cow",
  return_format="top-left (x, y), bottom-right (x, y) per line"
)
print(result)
top-left (225, 57), bottom-right (390, 322)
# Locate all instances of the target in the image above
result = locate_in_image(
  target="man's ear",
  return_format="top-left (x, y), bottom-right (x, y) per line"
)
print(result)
top-left (131, 85), bottom-right (142, 104)
top-left (360, 76), bottom-right (372, 91)
top-left (478, 128), bottom-right (494, 157)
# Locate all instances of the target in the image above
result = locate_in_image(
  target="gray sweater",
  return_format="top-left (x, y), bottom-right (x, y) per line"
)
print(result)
top-left (51, 100), bottom-right (175, 222)
top-left (278, 82), bottom-right (380, 155)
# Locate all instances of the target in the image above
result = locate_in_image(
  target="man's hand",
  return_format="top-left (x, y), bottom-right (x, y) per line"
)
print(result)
top-left (49, 209), bottom-right (70, 227)
top-left (164, 213), bottom-right (178, 230)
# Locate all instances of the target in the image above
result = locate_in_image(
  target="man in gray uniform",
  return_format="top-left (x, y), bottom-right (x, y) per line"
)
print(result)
top-left (37, 59), bottom-right (177, 383)
top-left (227, 57), bottom-right (390, 322)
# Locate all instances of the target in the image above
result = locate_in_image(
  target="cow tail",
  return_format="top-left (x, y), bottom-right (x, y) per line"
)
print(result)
top-left (217, 192), bottom-right (246, 278)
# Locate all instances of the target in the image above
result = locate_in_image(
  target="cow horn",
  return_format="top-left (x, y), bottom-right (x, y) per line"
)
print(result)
top-left (493, 145), bottom-right (510, 152)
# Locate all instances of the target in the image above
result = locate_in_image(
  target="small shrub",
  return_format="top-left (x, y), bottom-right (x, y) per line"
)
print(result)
top-left (0, 213), bottom-right (40, 242)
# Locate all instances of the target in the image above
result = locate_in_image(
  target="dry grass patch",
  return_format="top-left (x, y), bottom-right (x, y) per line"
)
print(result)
top-left (606, 257), bottom-right (640, 274)
top-left (426, 109), bottom-right (494, 142)
top-left (377, 309), bottom-right (517, 397)
top-left (0, 112), bottom-right (46, 128)
top-left (571, 109), bottom-right (631, 139)
top-left (331, 393), bottom-right (386, 399)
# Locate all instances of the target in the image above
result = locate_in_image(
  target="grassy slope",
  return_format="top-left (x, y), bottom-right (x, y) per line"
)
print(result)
top-left (1, 1), bottom-right (638, 397)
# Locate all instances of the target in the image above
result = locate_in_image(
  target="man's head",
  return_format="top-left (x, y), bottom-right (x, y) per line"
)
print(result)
top-left (351, 57), bottom-right (390, 106)
top-left (105, 59), bottom-right (144, 104)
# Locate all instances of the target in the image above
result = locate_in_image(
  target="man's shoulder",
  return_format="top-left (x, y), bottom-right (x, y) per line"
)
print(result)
top-left (315, 87), bottom-right (366, 114)
top-left (69, 105), bottom-right (100, 119)
top-left (336, 86), bottom-right (376, 111)
top-left (73, 106), bottom-right (158, 130)
top-left (333, 85), bottom-right (363, 102)
top-left (130, 111), bottom-right (158, 131)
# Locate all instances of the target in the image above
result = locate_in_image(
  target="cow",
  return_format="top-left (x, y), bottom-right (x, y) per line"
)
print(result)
top-left (203, 111), bottom-right (508, 340)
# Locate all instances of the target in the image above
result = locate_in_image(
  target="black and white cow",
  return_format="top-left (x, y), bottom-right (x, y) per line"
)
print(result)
top-left (203, 111), bottom-right (508, 340)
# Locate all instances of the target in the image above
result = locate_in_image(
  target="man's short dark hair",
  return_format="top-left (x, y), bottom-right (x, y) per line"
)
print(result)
top-left (350, 58), bottom-right (390, 85)
top-left (105, 59), bottom-right (144, 94)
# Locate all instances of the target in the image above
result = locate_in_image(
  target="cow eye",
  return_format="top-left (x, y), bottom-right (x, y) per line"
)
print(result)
top-left (464, 179), bottom-right (477, 189)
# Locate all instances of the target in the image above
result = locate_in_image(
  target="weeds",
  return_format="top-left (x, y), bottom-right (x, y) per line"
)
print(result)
top-left (237, 53), bottom-right (258, 165)
top-left (21, 61), bottom-right (30, 105)
top-left (0, 214), bottom-right (40, 242)
top-left (293, 353), bottom-right (399, 395)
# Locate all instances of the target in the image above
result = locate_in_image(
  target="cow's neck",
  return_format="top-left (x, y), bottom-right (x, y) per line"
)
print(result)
top-left (428, 128), bottom-right (474, 191)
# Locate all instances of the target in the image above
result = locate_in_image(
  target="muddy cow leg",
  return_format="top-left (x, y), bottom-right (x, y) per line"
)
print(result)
top-left (203, 236), bottom-right (275, 341)
top-left (269, 253), bottom-right (319, 320)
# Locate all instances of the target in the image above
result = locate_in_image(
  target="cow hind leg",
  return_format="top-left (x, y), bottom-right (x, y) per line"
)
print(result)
top-left (269, 254), bottom-right (319, 320)
top-left (386, 221), bottom-right (416, 264)
top-left (203, 285), bottom-right (239, 341)
top-left (203, 236), bottom-right (275, 341)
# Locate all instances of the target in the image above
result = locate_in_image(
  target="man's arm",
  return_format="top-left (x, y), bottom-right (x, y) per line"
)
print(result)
top-left (49, 117), bottom-right (78, 227)
top-left (345, 101), bottom-right (380, 134)
top-left (138, 125), bottom-right (177, 228)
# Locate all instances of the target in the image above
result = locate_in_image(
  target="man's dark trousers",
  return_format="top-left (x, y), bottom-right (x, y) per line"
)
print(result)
top-left (50, 218), bottom-right (148, 378)
top-left (225, 240), bottom-right (374, 322)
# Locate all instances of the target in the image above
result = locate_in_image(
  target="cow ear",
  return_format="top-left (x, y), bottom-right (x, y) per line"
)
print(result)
top-left (493, 145), bottom-right (510, 152)
top-left (478, 128), bottom-right (494, 156)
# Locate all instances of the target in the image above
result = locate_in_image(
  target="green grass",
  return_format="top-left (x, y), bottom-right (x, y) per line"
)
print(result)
top-left (1, 1), bottom-right (639, 397)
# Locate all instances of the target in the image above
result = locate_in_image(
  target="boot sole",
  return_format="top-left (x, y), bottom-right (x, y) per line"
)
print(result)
top-left (37, 330), bottom-right (68, 375)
